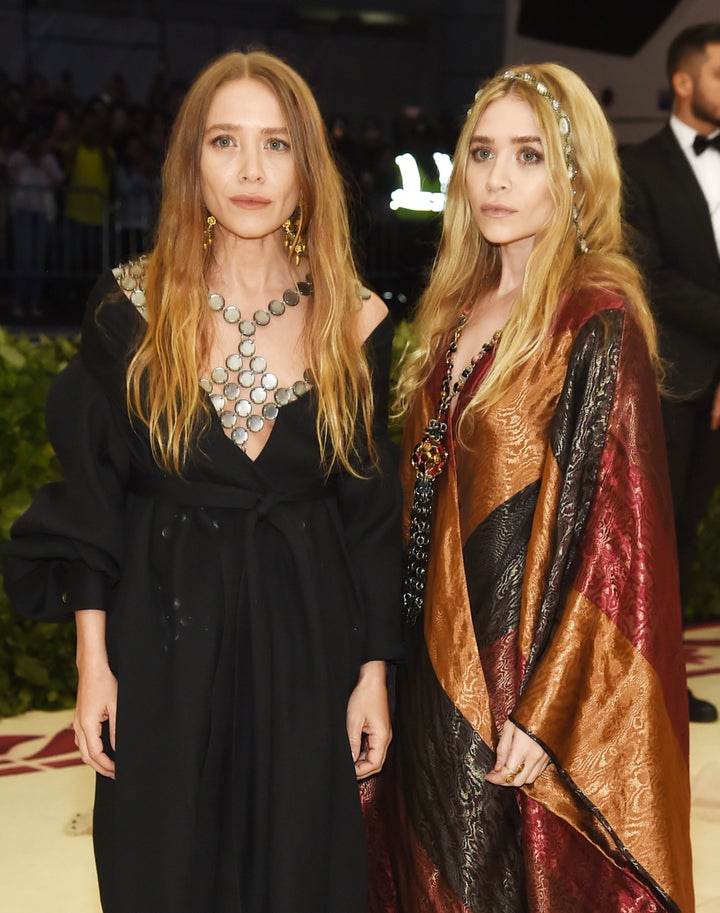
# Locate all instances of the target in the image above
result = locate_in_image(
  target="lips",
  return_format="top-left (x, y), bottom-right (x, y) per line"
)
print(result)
top-left (480, 204), bottom-right (516, 217)
top-left (230, 195), bottom-right (271, 209)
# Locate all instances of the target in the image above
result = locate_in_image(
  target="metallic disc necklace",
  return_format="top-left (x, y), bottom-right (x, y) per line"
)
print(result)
top-left (200, 275), bottom-right (313, 450)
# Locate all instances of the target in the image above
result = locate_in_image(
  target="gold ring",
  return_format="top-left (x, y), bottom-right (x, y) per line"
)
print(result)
top-left (504, 772), bottom-right (515, 784)
top-left (515, 761), bottom-right (525, 775)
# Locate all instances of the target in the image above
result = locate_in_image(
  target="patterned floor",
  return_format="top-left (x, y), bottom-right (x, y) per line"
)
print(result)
top-left (1, 626), bottom-right (719, 912)
top-left (685, 622), bottom-right (720, 679)
top-left (685, 624), bottom-right (720, 913)
top-left (0, 725), bottom-right (79, 778)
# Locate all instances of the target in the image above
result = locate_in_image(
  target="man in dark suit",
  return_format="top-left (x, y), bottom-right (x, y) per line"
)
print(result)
top-left (622, 21), bottom-right (720, 723)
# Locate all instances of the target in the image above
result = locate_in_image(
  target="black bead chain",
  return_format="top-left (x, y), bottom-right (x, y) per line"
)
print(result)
top-left (402, 316), bottom-right (501, 626)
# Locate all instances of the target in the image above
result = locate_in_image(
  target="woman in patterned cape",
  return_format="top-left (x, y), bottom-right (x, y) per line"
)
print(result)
top-left (366, 62), bottom-right (694, 913)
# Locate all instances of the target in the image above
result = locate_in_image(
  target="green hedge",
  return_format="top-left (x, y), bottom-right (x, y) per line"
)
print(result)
top-left (689, 484), bottom-right (720, 622)
top-left (1, 323), bottom-right (719, 717)
top-left (0, 327), bottom-right (79, 717)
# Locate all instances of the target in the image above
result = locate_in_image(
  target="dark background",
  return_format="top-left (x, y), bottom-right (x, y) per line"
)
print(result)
top-left (0, 0), bottom-right (688, 327)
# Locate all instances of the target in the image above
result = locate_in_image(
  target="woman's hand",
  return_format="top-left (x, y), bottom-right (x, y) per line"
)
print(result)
top-left (73, 609), bottom-right (116, 779)
top-left (485, 718), bottom-right (550, 787)
top-left (346, 660), bottom-right (392, 780)
top-left (73, 663), bottom-right (117, 779)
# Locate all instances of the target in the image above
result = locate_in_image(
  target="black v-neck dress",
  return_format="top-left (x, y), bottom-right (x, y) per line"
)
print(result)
top-left (1, 269), bottom-right (404, 913)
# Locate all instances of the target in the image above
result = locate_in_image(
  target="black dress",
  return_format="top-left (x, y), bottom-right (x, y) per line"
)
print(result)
top-left (1, 269), bottom-right (404, 913)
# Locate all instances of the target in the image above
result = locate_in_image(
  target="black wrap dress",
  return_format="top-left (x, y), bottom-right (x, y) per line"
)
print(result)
top-left (1, 269), bottom-right (404, 913)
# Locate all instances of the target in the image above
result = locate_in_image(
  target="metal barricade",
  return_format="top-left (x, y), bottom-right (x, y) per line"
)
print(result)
top-left (1, 179), bottom-right (417, 324)
top-left (1, 181), bottom-right (158, 325)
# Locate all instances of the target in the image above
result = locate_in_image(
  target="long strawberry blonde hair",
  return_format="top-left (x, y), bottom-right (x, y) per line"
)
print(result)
top-left (395, 62), bottom-right (659, 436)
top-left (126, 49), bottom-right (374, 475)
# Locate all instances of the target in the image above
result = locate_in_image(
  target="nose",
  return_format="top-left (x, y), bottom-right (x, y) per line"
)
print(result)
top-left (486, 155), bottom-right (511, 192)
top-left (238, 147), bottom-right (264, 183)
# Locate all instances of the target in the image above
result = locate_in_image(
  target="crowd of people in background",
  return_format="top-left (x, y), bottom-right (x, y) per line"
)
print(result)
top-left (0, 59), bottom-right (458, 323)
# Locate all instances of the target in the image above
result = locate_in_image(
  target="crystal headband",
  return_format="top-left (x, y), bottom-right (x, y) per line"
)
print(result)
top-left (501, 70), bottom-right (589, 253)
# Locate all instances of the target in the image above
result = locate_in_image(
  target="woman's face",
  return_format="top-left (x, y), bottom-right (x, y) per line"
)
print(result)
top-left (465, 95), bottom-right (555, 253)
top-left (200, 78), bottom-right (300, 244)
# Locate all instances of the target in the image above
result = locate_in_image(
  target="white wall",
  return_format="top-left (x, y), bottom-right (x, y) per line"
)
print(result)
top-left (505, 0), bottom-right (720, 145)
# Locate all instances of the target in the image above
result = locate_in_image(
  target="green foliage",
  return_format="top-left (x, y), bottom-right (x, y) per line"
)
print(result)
top-left (686, 485), bottom-right (720, 622)
top-left (0, 327), bottom-right (79, 717)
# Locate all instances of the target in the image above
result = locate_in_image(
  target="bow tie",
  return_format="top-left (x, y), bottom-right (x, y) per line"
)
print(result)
top-left (693, 133), bottom-right (720, 155)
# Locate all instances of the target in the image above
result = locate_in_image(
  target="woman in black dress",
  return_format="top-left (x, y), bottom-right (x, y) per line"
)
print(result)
top-left (1, 50), bottom-right (402, 913)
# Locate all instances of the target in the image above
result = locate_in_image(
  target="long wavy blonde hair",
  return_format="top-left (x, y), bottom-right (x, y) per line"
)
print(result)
top-left (395, 62), bottom-right (659, 436)
top-left (127, 49), bottom-right (374, 475)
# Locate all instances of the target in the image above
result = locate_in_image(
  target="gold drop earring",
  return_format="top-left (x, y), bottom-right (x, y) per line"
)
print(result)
top-left (203, 215), bottom-right (216, 250)
top-left (282, 200), bottom-right (307, 265)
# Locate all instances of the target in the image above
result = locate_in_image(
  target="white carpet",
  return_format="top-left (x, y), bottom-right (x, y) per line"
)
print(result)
top-left (2, 628), bottom-right (719, 912)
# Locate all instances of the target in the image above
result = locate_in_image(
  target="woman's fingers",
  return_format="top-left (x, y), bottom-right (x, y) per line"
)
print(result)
top-left (73, 713), bottom-right (116, 778)
top-left (486, 719), bottom-right (550, 787)
top-left (353, 729), bottom-right (391, 779)
top-left (72, 665), bottom-right (118, 780)
top-left (346, 662), bottom-right (392, 780)
top-left (492, 718), bottom-right (515, 772)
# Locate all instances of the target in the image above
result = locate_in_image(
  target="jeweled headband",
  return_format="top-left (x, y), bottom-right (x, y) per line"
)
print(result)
top-left (500, 70), bottom-right (589, 253)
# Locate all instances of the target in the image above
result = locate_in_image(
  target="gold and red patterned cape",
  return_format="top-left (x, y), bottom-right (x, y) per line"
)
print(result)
top-left (367, 289), bottom-right (694, 912)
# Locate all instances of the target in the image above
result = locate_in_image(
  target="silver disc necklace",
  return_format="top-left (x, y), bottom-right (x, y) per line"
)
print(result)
top-left (200, 274), bottom-right (313, 450)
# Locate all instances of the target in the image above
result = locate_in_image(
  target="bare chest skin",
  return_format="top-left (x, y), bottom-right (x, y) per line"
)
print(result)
top-left (203, 288), bottom-right (310, 461)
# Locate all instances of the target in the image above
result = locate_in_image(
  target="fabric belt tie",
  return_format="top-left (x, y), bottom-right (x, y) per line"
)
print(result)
top-left (128, 474), bottom-right (331, 514)
top-left (129, 472), bottom-right (336, 906)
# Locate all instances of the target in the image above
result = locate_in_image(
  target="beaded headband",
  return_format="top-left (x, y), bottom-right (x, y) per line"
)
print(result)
top-left (499, 70), bottom-right (589, 253)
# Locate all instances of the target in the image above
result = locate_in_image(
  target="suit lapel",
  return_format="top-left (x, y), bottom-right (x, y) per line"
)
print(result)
top-left (658, 125), bottom-right (719, 262)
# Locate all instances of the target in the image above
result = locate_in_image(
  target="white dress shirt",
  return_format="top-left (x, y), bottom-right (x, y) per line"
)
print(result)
top-left (670, 114), bottom-right (720, 256)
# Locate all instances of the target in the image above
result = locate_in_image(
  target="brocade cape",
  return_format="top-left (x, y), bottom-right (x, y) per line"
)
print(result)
top-left (368, 289), bottom-right (693, 913)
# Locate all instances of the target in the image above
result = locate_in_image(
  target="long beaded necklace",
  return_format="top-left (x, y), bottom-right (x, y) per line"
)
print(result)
top-left (200, 275), bottom-right (313, 450)
top-left (403, 313), bottom-right (502, 626)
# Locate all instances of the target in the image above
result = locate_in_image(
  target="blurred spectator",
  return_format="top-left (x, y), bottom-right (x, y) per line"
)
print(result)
top-left (354, 115), bottom-right (391, 198)
top-left (52, 69), bottom-right (79, 109)
top-left (104, 71), bottom-right (131, 107)
top-left (147, 53), bottom-right (170, 112)
top-left (47, 105), bottom-right (78, 177)
top-left (65, 104), bottom-right (115, 276)
top-left (25, 72), bottom-right (56, 135)
top-left (0, 121), bottom-right (15, 271)
top-left (113, 131), bottom-right (159, 261)
top-left (7, 127), bottom-right (64, 318)
top-left (0, 60), bottom-right (447, 325)
top-left (329, 114), bottom-right (357, 178)
top-left (145, 107), bottom-right (172, 174)
top-left (2, 82), bottom-right (25, 127)
top-left (110, 103), bottom-right (131, 149)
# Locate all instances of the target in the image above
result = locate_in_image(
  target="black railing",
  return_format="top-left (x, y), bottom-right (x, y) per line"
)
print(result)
top-left (1, 182), bottom-right (430, 328)
top-left (1, 181), bottom-right (158, 326)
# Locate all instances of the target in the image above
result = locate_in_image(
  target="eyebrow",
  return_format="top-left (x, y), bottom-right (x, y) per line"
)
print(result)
top-left (205, 123), bottom-right (290, 135)
top-left (471, 134), bottom-right (543, 144)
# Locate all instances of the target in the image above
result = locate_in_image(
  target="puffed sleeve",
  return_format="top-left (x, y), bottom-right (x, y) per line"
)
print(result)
top-left (1, 274), bottom-right (133, 621)
top-left (335, 316), bottom-right (404, 663)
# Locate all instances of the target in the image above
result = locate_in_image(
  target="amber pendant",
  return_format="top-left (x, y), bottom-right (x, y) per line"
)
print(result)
top-left (412, 417), bottom-right (450, 480)
top-left (412, 435), bottom-right (448, 479)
